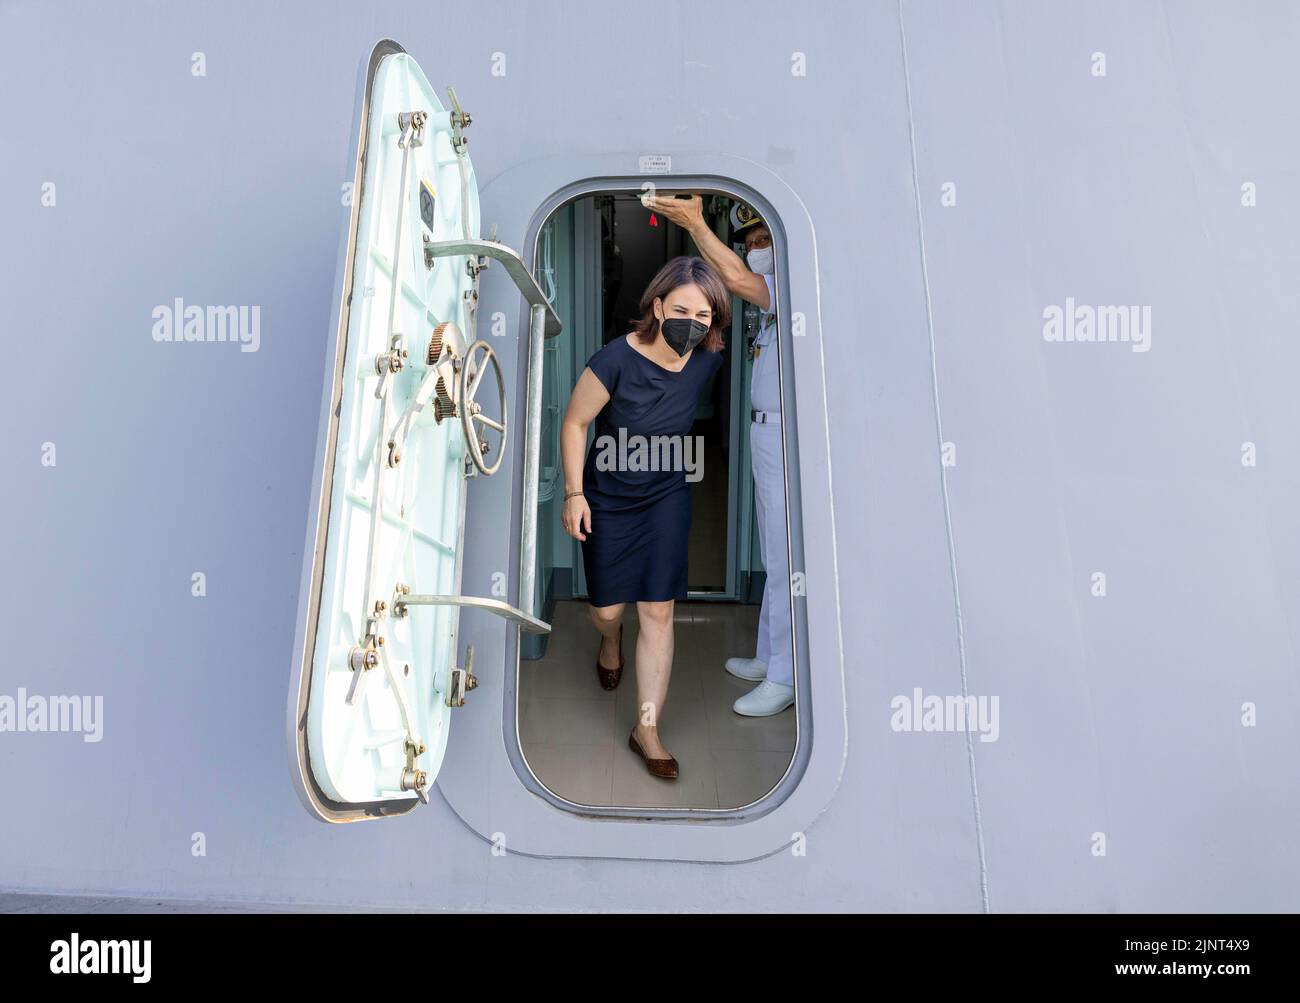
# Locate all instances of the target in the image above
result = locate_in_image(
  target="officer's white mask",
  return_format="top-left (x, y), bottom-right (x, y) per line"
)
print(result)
top-left (746, 245), bottom-right (774, 275)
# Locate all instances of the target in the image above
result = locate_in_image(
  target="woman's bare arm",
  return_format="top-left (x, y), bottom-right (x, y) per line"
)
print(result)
top-left (559, 367), bottom-right (611, 540)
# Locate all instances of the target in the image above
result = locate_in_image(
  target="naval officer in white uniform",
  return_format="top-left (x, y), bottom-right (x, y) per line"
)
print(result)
top-left (642, 194), bottom-right (794, 717)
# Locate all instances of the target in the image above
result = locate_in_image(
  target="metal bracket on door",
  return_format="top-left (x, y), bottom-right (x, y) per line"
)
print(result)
top-left (394, 593), bottom-right (549, 635)
top-left (423, 239), bottom-right (562, 338)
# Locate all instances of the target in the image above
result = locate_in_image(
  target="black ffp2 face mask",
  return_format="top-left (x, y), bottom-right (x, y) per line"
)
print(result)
top-left (660, 316), bottom-right (709, 357)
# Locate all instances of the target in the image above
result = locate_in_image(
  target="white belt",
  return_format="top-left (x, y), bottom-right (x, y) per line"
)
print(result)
top-left (751, 409), bottom-right (781, 424)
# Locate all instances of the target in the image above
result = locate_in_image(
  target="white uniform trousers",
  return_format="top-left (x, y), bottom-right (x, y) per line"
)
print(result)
top-left (750, 418), bottom-right (792, 686)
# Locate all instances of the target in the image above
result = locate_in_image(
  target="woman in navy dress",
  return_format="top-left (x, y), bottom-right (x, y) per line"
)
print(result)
top-left (560, 256), bottom-right (729, 779)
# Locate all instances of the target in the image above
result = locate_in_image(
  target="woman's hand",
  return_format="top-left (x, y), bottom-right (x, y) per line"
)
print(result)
top-left (642, 192), bottom-right (704, 231)
top-left (562, 493), bottom-right (592, 541)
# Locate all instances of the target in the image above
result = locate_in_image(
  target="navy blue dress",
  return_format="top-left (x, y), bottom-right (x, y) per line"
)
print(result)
top-left (581, 334), bottom-right (723, 607)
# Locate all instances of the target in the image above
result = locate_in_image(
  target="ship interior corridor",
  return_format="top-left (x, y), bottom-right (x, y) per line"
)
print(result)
top-left (520, 192), bottom-right (796, 810)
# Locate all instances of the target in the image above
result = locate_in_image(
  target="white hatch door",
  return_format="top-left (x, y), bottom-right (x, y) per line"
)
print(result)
top-left (288, 40), bottom-right (561, 823)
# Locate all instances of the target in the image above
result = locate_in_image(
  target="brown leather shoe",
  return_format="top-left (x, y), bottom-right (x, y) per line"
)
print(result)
top-left (596, 625), bottom-right (623, 690)
top-left (628, 728), bottom-right (679, 780)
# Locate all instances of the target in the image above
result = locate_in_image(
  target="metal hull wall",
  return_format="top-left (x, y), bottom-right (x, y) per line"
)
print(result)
top-left (1, 0), bottom-right (1297, 911)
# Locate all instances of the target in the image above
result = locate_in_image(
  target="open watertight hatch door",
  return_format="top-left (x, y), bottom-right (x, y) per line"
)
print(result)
top-left (289, 40), bottom-right (561, 823)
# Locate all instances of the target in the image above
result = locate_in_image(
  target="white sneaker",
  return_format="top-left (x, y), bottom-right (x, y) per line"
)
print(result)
top-left (724, 656), bottom-right (769, 681)
top-left (733, 679), bottom-right (795, 717)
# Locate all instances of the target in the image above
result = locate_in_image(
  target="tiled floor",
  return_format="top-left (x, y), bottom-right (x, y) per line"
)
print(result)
top-left (519, 600), bottom-right (796, 809)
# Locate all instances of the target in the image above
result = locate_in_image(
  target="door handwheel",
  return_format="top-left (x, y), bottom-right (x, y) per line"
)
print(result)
top-left (459, 339), bottom-right (507, 475)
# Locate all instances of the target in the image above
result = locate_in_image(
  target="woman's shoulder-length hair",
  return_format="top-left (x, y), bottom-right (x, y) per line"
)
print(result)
top-left (630, 256), bottom-right (731, 353)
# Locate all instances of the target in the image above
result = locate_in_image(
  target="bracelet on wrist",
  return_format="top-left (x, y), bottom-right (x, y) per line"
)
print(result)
top-left (564, 490), bottom-right (584, 500)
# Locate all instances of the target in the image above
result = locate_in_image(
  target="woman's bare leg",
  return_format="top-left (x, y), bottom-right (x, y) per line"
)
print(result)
top-left (632, 600), bottom-right (675, 759)
top-left (589, 602), bottom-right (625, 668)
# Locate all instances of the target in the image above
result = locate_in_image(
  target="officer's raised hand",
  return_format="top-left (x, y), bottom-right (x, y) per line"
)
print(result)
top-left (642, 193), bottom-right (771, 312)
top-left (641, 192), bottom-right (703, 228)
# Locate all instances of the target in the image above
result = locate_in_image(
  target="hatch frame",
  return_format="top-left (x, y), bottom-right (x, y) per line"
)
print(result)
top-left (435, 156), bottom-right (848, 861)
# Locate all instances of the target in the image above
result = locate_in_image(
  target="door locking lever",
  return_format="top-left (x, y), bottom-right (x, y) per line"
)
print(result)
top-left (397, 110), bottom-right (427, 149)
top-left (447, 645), bottom-right (477, 709)
top-left (446, 87), bottom-right (471, 153)
top-left (400, 737), bottom-right (430, 803)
